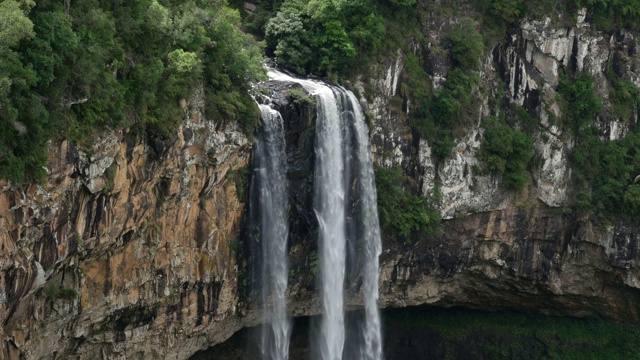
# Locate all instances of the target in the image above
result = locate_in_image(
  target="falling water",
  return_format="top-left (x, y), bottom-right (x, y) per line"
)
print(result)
top-left (267, 69), bottom-right (382, 360)
top-left (256, 104), bottom-right (292, 360)
top-left (348, 91), bottom-right (383, 360)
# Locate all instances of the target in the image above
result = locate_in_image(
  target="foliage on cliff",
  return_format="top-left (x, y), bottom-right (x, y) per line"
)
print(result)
top-left (259, 0), bottom-right (417, 78)
top-left (559, 71), bottom-right (640, 221)
top-left (404, 17), bottom-right (484, 162)
top-left (479, 115), bottom-right (535, 190)
top-left (480, 0), bottom-right (640, 30)
top-left (0, 0), bottom-right (265, 183)
top-left (375, 167), bottom-right (441, 242)
top-left (265, 0), bottom-right (385, 75)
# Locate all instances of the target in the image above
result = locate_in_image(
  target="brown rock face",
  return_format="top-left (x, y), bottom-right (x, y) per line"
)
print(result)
top-left (0, 97), bottom-right (255, 359)
top-left (379, 205), bottom-right (640, 321)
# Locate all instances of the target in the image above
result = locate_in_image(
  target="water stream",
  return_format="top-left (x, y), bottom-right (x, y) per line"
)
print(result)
top-left (256, 104), bottom-right (292, 360)
top-left (259, 69), bottom-right (382, 360)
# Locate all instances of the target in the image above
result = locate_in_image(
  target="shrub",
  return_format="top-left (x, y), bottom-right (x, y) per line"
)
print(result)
top-left (573, 0), bottom-right (640, 30)
top-left (624, 184), bottom-right (640, 216)
top-left (557, 71), bottom-right (602, 133)
top-left (265, 10), bottom-right (312, 74)
top-left (227, 166), bottom-right (251, 203)
top-left (375, 167), bottom-right (441, 242)
top-left (264, 0), bottom-right (388, 78)
top-left (571, 127), bottom-right (640, 221)
top-left (407, 21), bottom-right (483, 164)
top-left (446, 18), bottom-right (485, 71)
top-left (45, 284), bottom-right (77, 302)
top-left (479, 116), bottom-right (535, 190)
top-left (610, 79), bottom-right (639, 121)
top-left (288, 88), bottom-right (316, 106)
top-left (390, 0), bottom-right (416, 5)
top-left (490, 0), bottom-right (523, 24)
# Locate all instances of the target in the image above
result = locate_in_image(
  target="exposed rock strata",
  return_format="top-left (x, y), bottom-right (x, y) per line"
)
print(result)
top-left (380, 206), bottom-right (640, 321)
top-left (0, 93), bottom-right (253, 359)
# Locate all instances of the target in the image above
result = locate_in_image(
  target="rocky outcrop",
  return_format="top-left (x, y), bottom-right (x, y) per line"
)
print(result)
top-left (0, 92), bottom-right (253, 359)
top-left (359, 7), bottom-right (640, 322)
top-left (379, 205), bottom-right (640, 320)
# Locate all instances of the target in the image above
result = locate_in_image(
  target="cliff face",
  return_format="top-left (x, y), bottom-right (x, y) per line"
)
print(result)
top-left (380, 206), bottom-right (640, 320)
top-left (2, 11), bottom-right (640, 360)
top-left (0, 93), bottom-right (255, 360)
top-left (366, 11), bottom-right (640, 320)
top-left (363, 12), bottom-right (639, 218)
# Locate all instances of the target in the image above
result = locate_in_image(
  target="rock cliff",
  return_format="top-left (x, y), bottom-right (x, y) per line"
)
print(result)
top-left (0, 93), bottom-right (255, 359)
top-left (2, 10), bottom-right (640, 360)
top-left (365, 9), bottom-right (640, 322)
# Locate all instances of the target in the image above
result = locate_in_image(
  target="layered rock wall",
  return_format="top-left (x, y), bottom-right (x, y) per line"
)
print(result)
top-left (1, 94), bottom-right (253, 359)
top-left (358, 8), bottom-right (640, 325)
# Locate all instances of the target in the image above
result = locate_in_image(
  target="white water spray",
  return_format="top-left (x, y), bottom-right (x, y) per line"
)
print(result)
top-left (257, 104), bottom-right (292, 360)
top-left (267, 69), bottom-right (382, 360)
top-left (348, 91), bottom-right (383, 360)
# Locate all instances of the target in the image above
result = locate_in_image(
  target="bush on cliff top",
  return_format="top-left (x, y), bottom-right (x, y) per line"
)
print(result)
top-left (263, 0), bottom-right (417, 78)
top-left (0, 0), bottom-right (264, 183)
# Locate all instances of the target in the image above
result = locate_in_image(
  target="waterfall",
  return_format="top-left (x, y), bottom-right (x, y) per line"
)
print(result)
top-left (348, 91), bottom-right (383, 360)
top-left (267, 69), bottom-right (383, 360)
top-left (256, 104), bottom-right (292, 360)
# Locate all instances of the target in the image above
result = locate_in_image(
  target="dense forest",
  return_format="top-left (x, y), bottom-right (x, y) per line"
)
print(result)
top-left (0, 0), bottom-right (265, 182)
top-left (1, 0), bottom-right (640, 228)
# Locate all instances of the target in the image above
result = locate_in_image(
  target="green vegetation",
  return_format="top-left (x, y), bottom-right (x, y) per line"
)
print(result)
top-left (4, 0), bottom-right (640, 230)
top-left (229, 239), bottom-right (239, 253)
top-left (375, 167), bottom-right (441, 242)
top-left (288, 88), bottom-right (316, 106)
top-left (407, 18), bottom-right (484, 162)
top-left (1, 0), bottom-right (264, 183)
top-left (45, 284), bottom-right (77, 302)
top-left (574, 0), bottom-right (640, 30)
top-left (609, 78), bottom-right (640, 121)
top-left (571, 127), bottom-right (640, 221)
top-left (263, 0), bottom-right (418, 78)
top-left (558, 71), bottom-right (603, 133)
top-left (103, 161), bottom-right (117, 195)
top-left (479, 0), bottom-right (640, 31)
top-left (386, 307), bottom-right (640, 360)
top-left (558, 70), bottom-right (640, 221)
top-left (479, 115), bottom-right (535, 190)
top-left (227, 166), bottom-right (251, 203)
top-left (72, 232), bottom-right (84, 248)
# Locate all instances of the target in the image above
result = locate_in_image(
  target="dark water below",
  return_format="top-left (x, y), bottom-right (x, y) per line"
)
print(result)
top-left (191, 305), bottom-right (640, 360)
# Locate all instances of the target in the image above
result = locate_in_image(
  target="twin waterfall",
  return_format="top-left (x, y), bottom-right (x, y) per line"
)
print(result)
top-left (254, 69), bottom-right (382, 360)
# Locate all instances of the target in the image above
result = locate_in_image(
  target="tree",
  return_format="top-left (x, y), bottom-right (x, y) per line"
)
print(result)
top-left (480, 116), bottom-right (535, 190)
top-left (0, 0), bottom-right (35, 49)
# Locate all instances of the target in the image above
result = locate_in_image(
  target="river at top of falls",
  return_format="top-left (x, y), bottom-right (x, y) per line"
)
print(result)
top-left (257, 68), bottom-right (382, 360)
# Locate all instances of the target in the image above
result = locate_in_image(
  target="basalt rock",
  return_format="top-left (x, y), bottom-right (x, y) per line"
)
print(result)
top-left (0, 89), bottom-right (254, 360)
top-left (379, 205), bottom-right (640, 321)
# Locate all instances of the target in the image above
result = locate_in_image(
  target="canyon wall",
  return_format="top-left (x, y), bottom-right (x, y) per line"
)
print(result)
top-left (2, 10), bottom-right (640, 360)
top-left (0, 91), bottom-right (257, 360)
